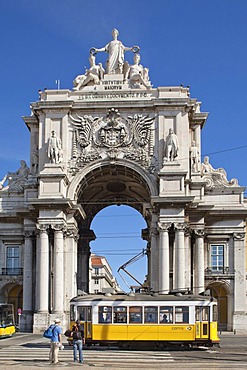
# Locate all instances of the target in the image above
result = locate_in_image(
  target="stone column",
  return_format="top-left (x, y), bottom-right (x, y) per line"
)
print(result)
top-left (194, 229), bottom-right (205, 294)
top-left (36, 224), bottom-right (50, 313)
top-left (174, 223), bottom-right (186, 291)
top-left (23, 231), bottom-right (34, 312)
top-left (52, 224), bottom-right (65, 313)
top-left (184, 227), bottom-right (191, 291)
top-left (150, 226), bottom-right (158, 292)
top-left (64, 228), bottom-right (78, 307)
top-left (158, 222), bottom-right (171, 294)
top-left (78, 230), bottom-right (96, 293)
top-left (149, 213), bottom-right (158, 292)
top-left (141, 228), bottom-right (149, 288)
top-left (233, 233), bottom-right (246, 312)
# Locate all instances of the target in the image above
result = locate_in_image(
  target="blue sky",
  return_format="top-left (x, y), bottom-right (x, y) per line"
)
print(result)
top-left (1, 0), bottom-right (247, 290)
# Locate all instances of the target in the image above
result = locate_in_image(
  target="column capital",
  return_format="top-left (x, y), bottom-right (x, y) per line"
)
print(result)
top-left (51, 223), bottom-right (66, 233)
top-left (66, 229), bottom-right (79, 242)
top-left (233, 233), bottom-right (245, 241)
top-left (194, 229), bottom-right (205, 238)
top-left (23, 230), bottom-right (35, 239)
top-left (157, 222), bottom-right (172, 232)
top-left (174, 222), bottom-right (188, 232)
top-left (36, 223), bottom-right (50, 233)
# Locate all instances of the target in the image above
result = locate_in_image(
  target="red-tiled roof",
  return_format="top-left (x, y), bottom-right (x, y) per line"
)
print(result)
top-left (91, 256), bottom-right (103, 267)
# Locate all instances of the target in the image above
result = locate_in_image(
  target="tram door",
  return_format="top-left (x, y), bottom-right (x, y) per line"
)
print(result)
top-left (195, 306), bottom-right (209, 339)
top-left (78, 306), bottom-right (92, 339)
top-left (85, 306), bottom-right (92, 339)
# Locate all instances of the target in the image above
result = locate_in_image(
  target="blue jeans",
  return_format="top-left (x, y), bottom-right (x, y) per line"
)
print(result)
top-left (73, 339), bottom-right (83, 362)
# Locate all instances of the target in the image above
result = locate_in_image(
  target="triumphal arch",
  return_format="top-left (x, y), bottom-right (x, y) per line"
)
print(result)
top-left (0, 29), bottom-right (246, 333)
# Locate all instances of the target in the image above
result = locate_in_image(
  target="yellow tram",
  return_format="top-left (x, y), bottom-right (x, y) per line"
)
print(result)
top-left (0, 303), bottom-right (16, 338)
top-left (70, 293), bottom-right (220, 348)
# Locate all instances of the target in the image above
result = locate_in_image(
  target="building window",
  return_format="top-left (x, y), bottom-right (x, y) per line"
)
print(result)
top-left (210, 244), bottom-right (224, 272)
top-left (95, 279), bottom-right (99, 284)
top-left (95, 268), bottom-right (99, 275)
top-left (7, 246), bottom-right (20, 270)
top-left (94, 289), bottom-right (99, 294)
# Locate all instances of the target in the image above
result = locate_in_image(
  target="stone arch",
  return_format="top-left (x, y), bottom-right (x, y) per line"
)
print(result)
top-left (67, 158), bottom-right (158, 224)
top-left (206, 280), bottom-right (230, 331)
top-left (67, 159), bottom-right (157, 293)
top-left (0, 282), bottom-right (23, 318)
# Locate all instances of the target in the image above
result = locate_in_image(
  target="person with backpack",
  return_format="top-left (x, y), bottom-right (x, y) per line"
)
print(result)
top-left (70, 320), bottom-right (85, 363)
top-left (49, 318), bottom-right (62, 364)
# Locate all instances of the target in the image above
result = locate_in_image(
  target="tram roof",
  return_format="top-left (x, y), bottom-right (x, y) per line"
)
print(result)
top-left (70, 293), bottom-right (216, 303)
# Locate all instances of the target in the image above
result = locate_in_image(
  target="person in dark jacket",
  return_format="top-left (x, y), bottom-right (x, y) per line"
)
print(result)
top-left (70, 320), bottom-right (85, 363)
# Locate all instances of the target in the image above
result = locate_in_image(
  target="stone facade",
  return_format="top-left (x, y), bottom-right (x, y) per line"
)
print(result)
top-left (0, 30), bottom-right (246, 333)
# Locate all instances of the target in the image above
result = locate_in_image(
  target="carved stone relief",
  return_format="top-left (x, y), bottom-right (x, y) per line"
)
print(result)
top-left (69, 108), bottom-right (156, 174)
top-left (201, 156), bottom-right (238, 189)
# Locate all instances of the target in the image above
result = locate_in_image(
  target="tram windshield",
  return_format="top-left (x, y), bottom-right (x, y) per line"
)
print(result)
top-left (0, 304), bottom-right (15, 328)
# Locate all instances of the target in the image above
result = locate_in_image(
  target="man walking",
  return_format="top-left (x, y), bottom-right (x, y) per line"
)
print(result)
top-left (49, 318), bottom-right (62, 365)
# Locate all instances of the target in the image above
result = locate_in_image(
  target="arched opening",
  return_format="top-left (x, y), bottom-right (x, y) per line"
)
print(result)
top-left (1, 283), bottom-right (23, 320)
top-left (70, 161), bottom-right (156, 293)
top-left (207, 282), bottom-right (228, 331)
top-left (90, 205), bottom-right (148, 292)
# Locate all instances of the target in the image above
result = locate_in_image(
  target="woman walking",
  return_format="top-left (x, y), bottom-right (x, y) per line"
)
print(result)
top-left (71, 320), bottom-right (85, 363)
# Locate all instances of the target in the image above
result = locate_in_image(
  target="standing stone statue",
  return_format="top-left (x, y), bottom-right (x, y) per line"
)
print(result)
top-left (31, 146), bottom-right (39, 175)
top-left (164, 129), bottom-right (179, 162)
top-left (190, 141), bottom-right (200, 172)
top-left (91, 28), bottom-right (139, 74)
top-left (48, 130), bottom-right (62, 164)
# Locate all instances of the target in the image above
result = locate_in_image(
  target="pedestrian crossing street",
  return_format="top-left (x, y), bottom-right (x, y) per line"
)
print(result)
top-left (0, 341), bottom-right (174, 367)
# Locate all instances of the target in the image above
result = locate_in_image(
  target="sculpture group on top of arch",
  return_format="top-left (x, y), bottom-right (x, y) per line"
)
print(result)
top-left (73, 28), bottom-right (152, 90)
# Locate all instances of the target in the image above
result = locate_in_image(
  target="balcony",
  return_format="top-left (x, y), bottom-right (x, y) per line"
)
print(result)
top-left (1, 268), bottom-right (23, 275)
top-left (205, 267), bottom-right (230, 276)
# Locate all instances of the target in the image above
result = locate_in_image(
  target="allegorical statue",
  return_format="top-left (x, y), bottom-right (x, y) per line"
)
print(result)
top-left (7, 160), bottom-right (30, 191)
top-left (91, 28), bottom-right (140, 74)
top-left (201, 156), bottom-right (238, 188)
top-left (190, 141), bottom-right (200, 173)
top-left (73, 54), bottom-right (105, 90)
top-left (124, 53), bottom-right (151, 89)
top-left (164, 129), bottom-right (179, 162)
top-left (48, 130), bottom-right (63, 164)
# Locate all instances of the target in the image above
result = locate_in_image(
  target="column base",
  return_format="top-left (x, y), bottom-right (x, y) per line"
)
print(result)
top-left (20, 311), bottom-right (34, 332)
top-left (33, 312), bottom-right (69, 333)
top-left (33, 312), bottom-right (50, 334)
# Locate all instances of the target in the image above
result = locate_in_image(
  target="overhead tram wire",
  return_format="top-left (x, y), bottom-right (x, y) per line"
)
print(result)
top-left (1, 143), bottom-right (247, 203)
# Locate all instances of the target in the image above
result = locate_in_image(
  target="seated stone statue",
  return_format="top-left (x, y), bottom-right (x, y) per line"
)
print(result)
top-left (201, 156), bottom-right (238, 188)
top-left (124, 53), bottom-right (151, 89)
top-left (7, 160), bottom-right (30, 191)
top-left (0, 175), bottom-right (8, 191)
top-left (73, 54), bottom-right (105, 90)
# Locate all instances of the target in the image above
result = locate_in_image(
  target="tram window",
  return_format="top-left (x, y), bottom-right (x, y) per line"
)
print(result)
top-left (144, 307), bottom-right (158, 323)
top-left (98, 306), bottom-right (112, 323)
top-left (87, 306), bottom-right (92, 321)
top-left (77, 307), bottom-right (86, 321)
top-left (160, 306), bottom-right (173, 323)
top-left (70, 305), bottom-right (76, 322)
top-left (195, 307), bottom-right (200, 321)
top-left (202, 307), bottom-right (209, 321)
top-left (175, 306), bottom-right (189, 323)
top-left (0, 305), bottom-right (14, 327)
top-left (213, 304), bottom-right (218, 322)
top-left (129, 306), bottom-right (142, 323)
top-left (113, 306), bottom-right (127, 323)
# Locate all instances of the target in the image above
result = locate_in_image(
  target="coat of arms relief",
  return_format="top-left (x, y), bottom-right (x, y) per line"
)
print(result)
top-left (69, 108), bottom-right (156, 174)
